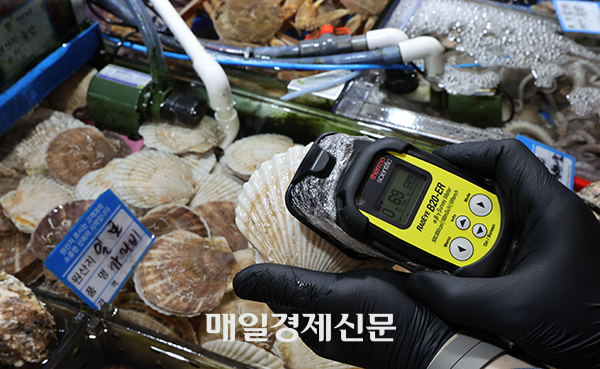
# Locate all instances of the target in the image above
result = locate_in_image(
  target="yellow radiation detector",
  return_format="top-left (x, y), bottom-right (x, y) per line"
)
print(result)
top-left (286, 133), bottom-right (513, 277)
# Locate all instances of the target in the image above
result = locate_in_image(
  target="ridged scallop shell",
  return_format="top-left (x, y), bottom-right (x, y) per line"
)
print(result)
top-left (134, 231), bottom-right (234, 317)
top-left (178, 150), bottom-right (217, 187)
top-left (193, 201), bottom-right (248, 251)
top-left (0, 213), bottom-right (17, 236)
top-left (196, 300), bottom-right (278, 350)
top-left (211, 162), bottom-right (246, 185)
top-left (45, 126), bottom-right (117, 186)
top-left (188, 174), bottom-right (243, 209)
top-left (103, 132), bottom-right (131, 158)
top-left (235, 146), bottom-right (371, 273)
top-left (0, 164), bottom-right (23, 197)
top-left (14, 111), bottom-right (86, 175)
top-left (29, 200), bottom-right (93, 260)
top-left (273, 333), bottom-right (358, 369)
top-left (114, 300), bottom-right (198, 345)
top-left (113, 150), bottom-right (195, 209)
top-left (75, 159), bottom-right (123, 200)
top-left (226, 248), bottom-right (255, 293)
top-left (139, 117), bottom-right (225, 154)
top-left (202, 340), bottom-right (285, 369)
top-left (0, 232), bottom-right (43, 284)
top-left (1, 176), bottom-right (75, 233)
top-left (141, 204), bottom-right (208, 238)
top-left (220, 134), bottom-right (295, 181)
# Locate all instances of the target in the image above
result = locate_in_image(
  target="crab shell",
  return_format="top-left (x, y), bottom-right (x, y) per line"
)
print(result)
top-left (133, 231), bottom-right (234, 317)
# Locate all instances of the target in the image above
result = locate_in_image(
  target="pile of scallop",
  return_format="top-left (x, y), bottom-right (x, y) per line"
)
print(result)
top-left (0, 107), bottom-right (373, 368)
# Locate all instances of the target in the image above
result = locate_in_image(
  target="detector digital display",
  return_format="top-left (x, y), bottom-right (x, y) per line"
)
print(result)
top-left (286, 133), bottom-right (514, 277)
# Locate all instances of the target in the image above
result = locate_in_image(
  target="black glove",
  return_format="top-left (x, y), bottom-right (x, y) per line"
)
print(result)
top-left (407, 139), bottom-right (600, 369)
top-left (234, 265), bottom-right (455, 369)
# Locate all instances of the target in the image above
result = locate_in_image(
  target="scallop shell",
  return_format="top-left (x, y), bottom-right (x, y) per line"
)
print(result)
top-left (178, 150), bottom-right (217, 187)
top-left (0, 212), bottom-right (17, 236)
top-left (211, 162), bottom-right (246, 185)
top-left (103, 131), bottom-right (131, 158)
top-left (220, 134), bottom-right (295, 181)
top-left (188, 173), bottom-right (243, 209)
top-left (226, 248), bottom-right (255, 293)
top-left (45, 126), bottom-right (117, 186)
top-left (133, 231), bottom-right (234, 316)
top-left (141, 204), bottom-right (208, 238)
top-left (113, 150), bottom-right (195, 209)
top-left (193, 201), bottom-right (248, 251)
top-left (1, 175), bottom-right (75, 233)
top-left (115, 300), bottom-right (198, 345)
top-left (75, 158), bottom-right (123, 200)
top-left (0, 272), bottom-right (56, 366)
top-left (139, 117), bottom-right (225, 154)
top-left (273, 333), bottom-right (358, 369)
top-left (235, 146), bottom-right (371, 273)
top-left (196, 300), bottom-right (278, 351)
top-left (14, 111), bottom-right (86, 175)
top-left (202, 340), bottom-right (285, 369)
top-left (0, 164), bottom-right (23, 197)
top-left (0, 232), bottom-right (43, 284)
top-left (29, 200), bottom-right (94, 260)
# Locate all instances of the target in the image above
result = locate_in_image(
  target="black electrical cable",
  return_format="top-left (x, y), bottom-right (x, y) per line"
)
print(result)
top-left (109, 29), bottom-right (139, 64)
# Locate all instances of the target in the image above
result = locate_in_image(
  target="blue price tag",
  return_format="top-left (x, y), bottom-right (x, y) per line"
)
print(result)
top-left (517, 135), bottom-right (575, 190)
top-left (44, 190), bottom-right (155, 309)
top-left (552, 0), bottom-right (600, 34)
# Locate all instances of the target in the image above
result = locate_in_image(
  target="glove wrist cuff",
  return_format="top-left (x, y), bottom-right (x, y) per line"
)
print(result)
top-left (427, 329), bottom-right (507, 369)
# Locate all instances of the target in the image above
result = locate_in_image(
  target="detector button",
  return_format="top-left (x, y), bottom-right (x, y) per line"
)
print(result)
top-left (469, 194), bottom-right (493, 217)
top-left (473, 224), bottom-right (487, 238)
top-left (455, 215), bottom-right (470, 230)
top-left (449, 237), bottom-right (473, 261)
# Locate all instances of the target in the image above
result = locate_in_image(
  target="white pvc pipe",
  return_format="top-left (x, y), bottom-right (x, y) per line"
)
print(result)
top-left (365, 28), bottom-right (408, 50)
top-left (398, 36), bottom-right (445, 76)
top-left (149, 0), bottom-right (239, 148)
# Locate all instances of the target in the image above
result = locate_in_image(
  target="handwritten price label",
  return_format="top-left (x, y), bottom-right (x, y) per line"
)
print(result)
top-left (45, 190), bottom-right (154, 309)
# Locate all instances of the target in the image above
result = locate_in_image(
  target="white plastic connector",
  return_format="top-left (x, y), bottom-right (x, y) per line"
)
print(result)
top-left (149, 0), bottom-right (239, 148)
top-left (398, 36), bottom-right (445, 76)
top-left (365, 28), bottom-right (409, 50)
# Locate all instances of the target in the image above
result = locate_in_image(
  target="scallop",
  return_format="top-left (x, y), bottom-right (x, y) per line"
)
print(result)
top-left (226, 248), bottom-right (255, 293)
top-left (202, 340), bottom-right (285, 369)
top-left (141, 204), bottom-right (208, 238)
top-left (273, 333), bottom-right (359, 369)
top-left (139, 117), bottom-right (225, 154)
top-left (0, 175), bottom-right (75, 233)
top-left (188, 173), bottom-right (243, 209)
top-left (114, 299), bottom-right (198, 345)
top-left (0, 164), bottom-right (23, 198)
top-left (220, 134), bottom-right (295, 181)
top-left (193, 201), bottom-right (248, 251)
top-left (103, 131), bottom-right (131, 158)
top-left (197, 299), bottom-right (278, 351)
top-left (75, 158), bottom-right (123, 200)
top-left (14, 111), bottom-right (86, 175)
top-left (133, 231), bottom-right (234, 317)
top-left (113, 150), bottom-right (195, 209)
top-left (0, 212), bottom-right (17, 236)
top-left (178, 150), bottom-right (217, 187)
top-left (0, 272), bottom-right (56, 366)
top-left (45, 126), bottom-right (117, 186)
top-left (235, 146), bottom-right (373, 273)
top-left (29, 200), bottom-right (93, 261)
top-left (0, 232), bottom-right (43, 284)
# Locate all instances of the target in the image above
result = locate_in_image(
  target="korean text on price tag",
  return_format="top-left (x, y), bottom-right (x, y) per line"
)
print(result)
top-left (553, 0), bottom-right (600, 34)
top-left (44, 190), bottom-right (154, 309)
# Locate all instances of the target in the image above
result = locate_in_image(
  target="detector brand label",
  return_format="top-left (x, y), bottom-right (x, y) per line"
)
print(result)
top-left (44, 190), bottom-right (154, 309)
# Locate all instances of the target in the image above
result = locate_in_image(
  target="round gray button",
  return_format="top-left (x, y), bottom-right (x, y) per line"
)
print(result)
top-left (469, 194), bottom-right (493, 217)
top-left (455, 215), bottom-right (470, 230)
top-left (449, 237), bottom-right (474, 261)
top-left (472, 223), bottom-right (487, 238)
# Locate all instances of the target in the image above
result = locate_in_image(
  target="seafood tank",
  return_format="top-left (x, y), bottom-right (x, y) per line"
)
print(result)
top-left (1, 0), bottom-right (600, 367)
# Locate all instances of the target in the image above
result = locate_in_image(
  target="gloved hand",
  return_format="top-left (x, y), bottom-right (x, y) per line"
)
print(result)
top-left (234, 265), bottom-right (455, 369)
top-left (407, 139), bottom-right (600, 369)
